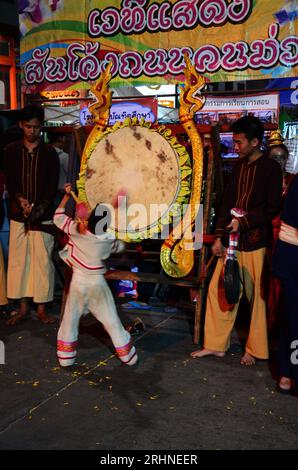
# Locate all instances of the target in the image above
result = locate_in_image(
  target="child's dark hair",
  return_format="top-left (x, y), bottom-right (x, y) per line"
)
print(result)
top-left (20, 104), bottom-right (44, 123)
top-left (88, 204), bottom-right (111, 235)
top-left (231, 116), bottom-right (264, 145)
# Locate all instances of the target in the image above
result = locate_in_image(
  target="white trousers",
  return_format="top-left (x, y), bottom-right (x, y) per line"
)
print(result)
top-left (57, 269), bottom-right (137, 367)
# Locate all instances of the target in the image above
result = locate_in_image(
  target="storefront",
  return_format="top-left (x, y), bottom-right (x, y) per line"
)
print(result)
top-left (0, 0), bottom-right (20, 111)
top-left (18, 1), bottom-right (297, 134)
top-left (0, 34), bottom-right (18, 110)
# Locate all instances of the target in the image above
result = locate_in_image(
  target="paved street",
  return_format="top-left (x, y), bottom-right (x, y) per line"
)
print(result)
top-left (0, 301), bottom-right (297, 450)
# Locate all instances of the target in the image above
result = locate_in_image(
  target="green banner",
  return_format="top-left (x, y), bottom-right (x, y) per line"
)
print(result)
top-left (19, 0), bottom-right (298, 93)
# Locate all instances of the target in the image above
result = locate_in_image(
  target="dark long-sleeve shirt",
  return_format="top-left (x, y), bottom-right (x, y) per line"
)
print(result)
top-left (0, 171), bottom-right (5, 229)
top-left (215, 154), bottom-right (283, 251)
top-left (4, 140), bottom-right (59, 223)
top-left (273, 175), bottom-right (298, 279)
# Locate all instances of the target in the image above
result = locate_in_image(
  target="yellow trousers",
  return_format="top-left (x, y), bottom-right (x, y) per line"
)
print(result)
top-left (7, 220), bottom-right (55, 303)
top-left (204, 248), bottom-right (269, 359)
top-left (0, 243), bottom-right (7, 306)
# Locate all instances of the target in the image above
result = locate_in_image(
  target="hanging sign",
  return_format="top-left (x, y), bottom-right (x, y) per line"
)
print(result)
top-left (196, 92), bottom-right (279, 125)
top-left (80, 97), bottom-right (158, 126)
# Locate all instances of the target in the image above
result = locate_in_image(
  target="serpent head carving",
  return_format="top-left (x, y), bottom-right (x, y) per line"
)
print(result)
top-left (89, 62), bottom-right (113, 125)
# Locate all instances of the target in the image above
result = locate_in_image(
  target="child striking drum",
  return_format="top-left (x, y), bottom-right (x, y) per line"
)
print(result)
top-left (53, 183), bottom-right (137, 367)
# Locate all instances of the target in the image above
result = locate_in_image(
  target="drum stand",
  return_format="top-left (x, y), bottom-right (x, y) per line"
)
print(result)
top-left (105, 123), bottom-right (222, 346)
top-left (59, 124), bottom-right (222, 345)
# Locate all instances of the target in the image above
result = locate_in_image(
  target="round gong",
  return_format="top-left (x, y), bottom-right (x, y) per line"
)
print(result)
top-left (85, 125), bottom-right (181, 234)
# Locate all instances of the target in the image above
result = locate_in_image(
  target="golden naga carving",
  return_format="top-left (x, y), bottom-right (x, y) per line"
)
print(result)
top-left (77, 62), bottom-right (114, 206)
top-left (88, 62), bottom-right (113, 127)
top-left (160, 54), bottom-right (206, 277)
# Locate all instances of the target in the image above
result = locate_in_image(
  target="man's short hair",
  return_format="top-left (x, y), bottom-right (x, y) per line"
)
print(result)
top-left (20, 104), bottom-right (44, 123)
top-left (231, 116), bottom-right (264, 145)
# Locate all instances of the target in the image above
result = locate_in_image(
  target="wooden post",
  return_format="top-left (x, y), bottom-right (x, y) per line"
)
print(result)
top-left (193, 123), bottom-right (219, 344)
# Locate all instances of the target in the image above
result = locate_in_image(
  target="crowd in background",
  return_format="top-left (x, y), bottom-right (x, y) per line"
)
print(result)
top-left (0, 106), bottom-right (297, 393)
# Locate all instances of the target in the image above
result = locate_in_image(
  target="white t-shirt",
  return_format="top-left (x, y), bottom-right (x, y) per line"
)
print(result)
top-left (54, 208), bottom-right (124, 274)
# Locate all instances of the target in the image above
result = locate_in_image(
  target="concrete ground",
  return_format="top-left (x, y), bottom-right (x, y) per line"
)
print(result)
top-left (0, 298), bottom-right (297, 450)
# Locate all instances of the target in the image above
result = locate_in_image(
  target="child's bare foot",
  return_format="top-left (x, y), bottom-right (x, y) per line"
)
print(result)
top-left (240, 352), bottom-right (256, 366)
top-left (6, 311), bottom-right (28, 326)
top-left (6, 300), bottom-right (30, 326)
top-left (190, 348), bottom-right (225, 358)
top-left (279, 377), bottom-right (291, 391)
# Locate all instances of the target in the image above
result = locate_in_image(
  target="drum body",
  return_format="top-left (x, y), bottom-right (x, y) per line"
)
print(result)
top-left (78, 118), bottom-right (192, 241)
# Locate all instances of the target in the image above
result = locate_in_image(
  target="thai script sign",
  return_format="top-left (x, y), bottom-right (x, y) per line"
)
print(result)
top-left (196, 92), bottom-right (279, 125)
top-left (40, 90), bottom-right (85, 100)
top-left (80, 97), bottom-right (158, 125)
top-left (284, 122), bottom-right (298, 175)
top-left (203, 93), bottom-right (279, 111)
top-left (19, 0), bottom-right (298, 93)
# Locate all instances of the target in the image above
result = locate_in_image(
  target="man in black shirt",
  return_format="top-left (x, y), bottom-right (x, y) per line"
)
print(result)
top-left (4, 105), bottom-right (59, 324)
top-left (191, 116), bottom-right (283, 365)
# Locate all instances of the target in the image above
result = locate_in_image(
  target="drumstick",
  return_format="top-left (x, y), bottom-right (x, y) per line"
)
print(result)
top-left (70, 190), bottom-right (90, 223)
top-left (70, 190), bottom-right (79, 204)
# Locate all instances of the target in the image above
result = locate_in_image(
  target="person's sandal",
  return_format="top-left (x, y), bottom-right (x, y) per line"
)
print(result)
top-left (277, 377), bottom-right (292, 394)
top-left (36, 304), bottom-right (57, 324)
top-left (125, 317), bottom-right (145, 336)
top-left (6, 311), bottom-right (29, 326)
top-left (1, 308), bottom-right (16, 321)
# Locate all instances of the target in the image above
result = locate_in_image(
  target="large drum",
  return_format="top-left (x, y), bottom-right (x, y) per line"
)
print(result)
top-left (77, 118), bottom-right (192, 241)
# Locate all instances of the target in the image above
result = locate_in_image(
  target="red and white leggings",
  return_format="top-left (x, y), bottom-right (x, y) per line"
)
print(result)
top-left (57, 269), bottom-right (137, 367)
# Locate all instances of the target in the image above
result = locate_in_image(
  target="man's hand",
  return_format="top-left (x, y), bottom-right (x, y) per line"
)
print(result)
top-left (212, 238), bottom-right (226, 257)
top-left (23, 206), bottom-right (32, 217)
top-left (19, 197), bottom-right (30, 210)
top-left (57, 183), bottom-right (72, 210)
top-left (64, 183), bottom-right (72, 195)
top-left (226, 218), bottom-right (240, 233)
top-left (18, 197), bottom-right (32, 217)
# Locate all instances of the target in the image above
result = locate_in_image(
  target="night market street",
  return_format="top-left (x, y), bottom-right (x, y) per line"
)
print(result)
top-left (1, 0), bottom-right (298, 456)
top-left (0, 301), bottom-right (297, 450)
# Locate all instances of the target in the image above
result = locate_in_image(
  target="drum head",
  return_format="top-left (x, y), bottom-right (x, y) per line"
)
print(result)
top-left (78, 119), bottom-right (192, 241)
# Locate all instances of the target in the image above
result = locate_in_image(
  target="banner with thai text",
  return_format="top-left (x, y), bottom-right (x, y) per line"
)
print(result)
top-left (19, 0), bottom-right (298, 94)
top-left (195, 92), bottom-right (279, 125)
top-left (80, 97), bottom-right (158, 126)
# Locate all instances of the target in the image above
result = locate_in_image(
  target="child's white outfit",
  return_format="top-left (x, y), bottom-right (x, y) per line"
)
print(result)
top-left (54, 208), bottom-right (137, 367)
